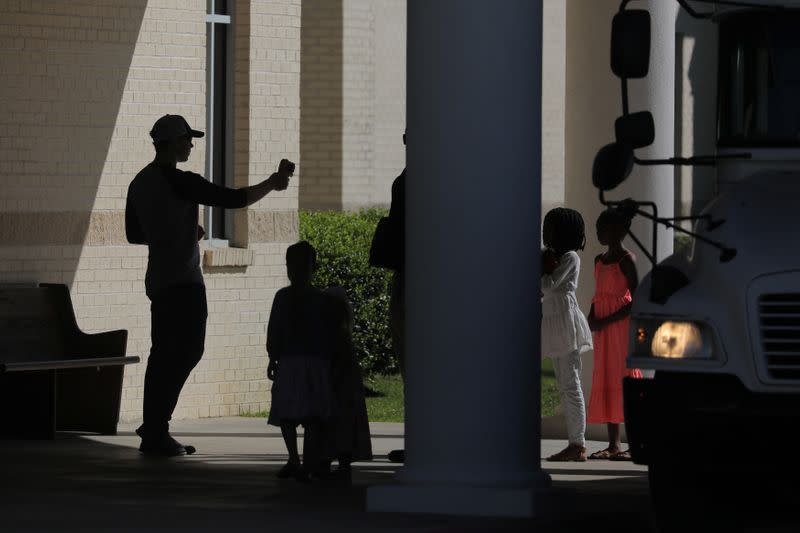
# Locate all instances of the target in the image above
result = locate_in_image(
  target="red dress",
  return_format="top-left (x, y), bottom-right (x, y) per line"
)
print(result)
top-left (587, 255), bottom-right (642, 424)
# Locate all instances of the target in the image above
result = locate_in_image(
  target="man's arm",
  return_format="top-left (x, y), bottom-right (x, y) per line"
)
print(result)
top-left (169, 160), bottom-right (294, 208)
top-left (389, 169), bottom-right (405, 221)
top-left (242, 174), bottom-right (285, 206)
top-left (125, 195), bottom-right (147, 244)
top-left (243, 159), bottom-right (293, 205)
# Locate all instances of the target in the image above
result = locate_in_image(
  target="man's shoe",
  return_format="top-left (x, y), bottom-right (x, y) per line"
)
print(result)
top-left (166, 434), bottom-right (196, 455)
top-left (139, 439), bottom-right (187, 457)
top-left (138, 431), bottom-right (193, 457)
top-left (387, 449), bottom-right (405, 463)
top-left (328, 466), bottom-right (352, 482)
top-left (314, 465), bottom-right (351, 482)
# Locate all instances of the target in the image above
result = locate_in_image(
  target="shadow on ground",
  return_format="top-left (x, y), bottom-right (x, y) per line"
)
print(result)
top-left (1, 429), bottom-right (797, 532)
top-left (0, 433), bottom-right (653, 532)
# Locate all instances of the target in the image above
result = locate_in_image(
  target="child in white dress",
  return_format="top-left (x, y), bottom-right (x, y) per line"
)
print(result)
top-left (541, 208), bottom-right (593, 462)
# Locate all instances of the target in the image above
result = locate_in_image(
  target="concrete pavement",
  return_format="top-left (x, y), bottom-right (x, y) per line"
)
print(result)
top-left (0, 417), bottom-right (794, 532)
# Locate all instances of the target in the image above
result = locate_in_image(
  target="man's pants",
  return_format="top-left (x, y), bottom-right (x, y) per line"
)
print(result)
top-left (389, 271), bottom-right (405, 382)
top-left (139, 283), bottom-right (207, 439)
top-left (550, 351), bottom-right (586, 448)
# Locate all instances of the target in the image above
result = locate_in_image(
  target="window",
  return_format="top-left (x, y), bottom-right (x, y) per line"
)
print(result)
top-left (206, 0), bottom-right (233, 242)
top-left (718, 12), bottom-right (800, 147)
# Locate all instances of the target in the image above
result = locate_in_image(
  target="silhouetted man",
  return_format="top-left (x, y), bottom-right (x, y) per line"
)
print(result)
top-left (126, 114), bottom-right (294, 456)
top-left (387, 133), bottom-right (406, 463)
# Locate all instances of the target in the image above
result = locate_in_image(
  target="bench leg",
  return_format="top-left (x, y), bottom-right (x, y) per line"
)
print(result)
top-left (56, 366), bottom-right (124, 435)
top-left (0, 370), bottom-right (56, 439)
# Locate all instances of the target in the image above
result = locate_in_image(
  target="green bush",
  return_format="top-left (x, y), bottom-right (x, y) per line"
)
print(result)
top-left (299, 209), bottom-right (397, 375)
top-left (674, 233), bottom-right (693, 257)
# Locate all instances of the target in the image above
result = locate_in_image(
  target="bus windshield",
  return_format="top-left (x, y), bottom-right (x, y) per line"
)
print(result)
top-left (718, 12), bottom-right (800, 147)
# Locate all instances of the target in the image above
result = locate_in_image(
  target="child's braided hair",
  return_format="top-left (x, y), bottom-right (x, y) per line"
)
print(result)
top-left (596, 207), bottom-right (633, 234)
top-left (543, 207), bottom-right (586, 255)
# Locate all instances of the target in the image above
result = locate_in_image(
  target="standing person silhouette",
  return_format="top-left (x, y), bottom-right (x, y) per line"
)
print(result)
top-left (369, 131), bottom-right (405, 463)
top-left (266, 241), bottom-right (335, 482)
top-left (324, 286), bottom-right (373, 480)
top-left (540, 207), bottom-right (593, 462)
top-left (126, 114), bottom-right (294, 456)
top-left (586, 208), bottom-right (642, 461)
top-left (387, 133), bottom-right (406, 463)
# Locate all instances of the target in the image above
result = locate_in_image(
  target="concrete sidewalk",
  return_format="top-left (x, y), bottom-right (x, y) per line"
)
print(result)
top-left (0, 417), bottom-right (792, 532)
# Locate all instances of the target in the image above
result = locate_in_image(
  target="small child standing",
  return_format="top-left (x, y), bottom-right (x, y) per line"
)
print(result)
top-left (324, 286), bottom-right (373, 481)
top-left (541, 207), bottom-right (593, 462)
top-left (587, 208), bottom-right (642, 461)
top-left (266, 241), bottom-right (333, 482)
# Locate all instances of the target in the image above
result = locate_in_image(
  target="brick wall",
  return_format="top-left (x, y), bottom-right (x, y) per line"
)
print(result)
top-left (371, 0), bottom-right (407, 207)
top-left (542, 0), bottom-right (567, 215)
top-left (299, 0), bottom-right (406, 211)
top-left (0, 0), bottom-right (565, 423)
top-left (340, 0), bottom-right (375, 210)
top-left (298, 0), bottom-right (343, 210)
top-left (0, 0), bottom-right (300, 423)
top-left (298, 0), bottom-right (564, 214)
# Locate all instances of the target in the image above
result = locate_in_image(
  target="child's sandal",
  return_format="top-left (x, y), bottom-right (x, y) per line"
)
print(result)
top-left (588, 448), bottom-right (616, 460)
top-left (293, 467), bottom-right (312, 484)
top-left (277, 461), bottom-right (301, 479)
top-left (609, 449), bottom-right (632, 461)
top-left (546, 445), bottom-right (587, 462)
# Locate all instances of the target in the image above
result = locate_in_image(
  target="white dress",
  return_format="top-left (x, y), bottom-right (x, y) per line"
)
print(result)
top-left (541, 251), bottom-right (593, 358)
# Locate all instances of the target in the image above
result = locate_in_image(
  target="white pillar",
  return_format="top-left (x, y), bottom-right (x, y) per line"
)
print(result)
top-left (564, 0), bottom-right (620, 437)
top-left (368, 0), bottom-right (549, 517)
top-left (620, 0), bottom-right (677, 266)
top-left (625, 2), bottom-right (677, 382)
top-left (565, 0), bottom-right (676, 428)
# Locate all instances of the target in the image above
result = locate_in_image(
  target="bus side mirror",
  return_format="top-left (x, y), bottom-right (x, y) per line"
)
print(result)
top-left (593, 142), bottom-right (634, 191)
top-left (615, 111), bottom-right (655, 149)
top-left (611, 10), bottom-right (651, 79)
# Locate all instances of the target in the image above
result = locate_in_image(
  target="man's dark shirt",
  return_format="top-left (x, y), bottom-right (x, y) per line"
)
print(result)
top-left (126, 163), bottom-right (247, 299)
top-left (389, 169), bottom-right (405, 271)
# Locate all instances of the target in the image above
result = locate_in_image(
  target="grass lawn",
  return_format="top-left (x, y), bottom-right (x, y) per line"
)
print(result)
top-left (540, 357), bottom-right (559, 418)
top-left (363, 374), bottom-right (405, 422)
top-left (239, 410), bottom-right (268, 418)
top-left (241, 364), bottom-right (560, 423)
top-left (365, 362), bottom-right (560, 423)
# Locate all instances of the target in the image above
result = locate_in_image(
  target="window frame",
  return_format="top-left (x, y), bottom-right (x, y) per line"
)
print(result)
top-left (205, 1), bottom-right (235, 245)
top-left (717, 12), bottom-right (800, 148)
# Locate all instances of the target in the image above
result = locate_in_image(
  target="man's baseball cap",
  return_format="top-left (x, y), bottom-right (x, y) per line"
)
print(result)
top-left (149, 114), bottom-right (204, 142)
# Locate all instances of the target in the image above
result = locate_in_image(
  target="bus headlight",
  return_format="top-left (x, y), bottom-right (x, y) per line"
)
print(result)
top-left (633, 320), bottom-right (713, 360)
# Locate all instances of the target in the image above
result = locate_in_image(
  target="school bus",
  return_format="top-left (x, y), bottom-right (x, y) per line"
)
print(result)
top-left (592, 0), bottom-right (800, 523)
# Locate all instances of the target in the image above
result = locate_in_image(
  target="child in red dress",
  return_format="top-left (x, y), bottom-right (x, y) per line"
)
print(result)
top-left (586, 208), bottom-right (642, 461)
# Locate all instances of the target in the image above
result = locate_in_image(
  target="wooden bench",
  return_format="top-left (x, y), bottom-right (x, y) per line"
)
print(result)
top-left (0, 283), bottom-right (139, 438)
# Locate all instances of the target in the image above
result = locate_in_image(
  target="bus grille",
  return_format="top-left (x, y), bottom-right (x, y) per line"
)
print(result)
top-left (760, 293), bottom-right (800, 380)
